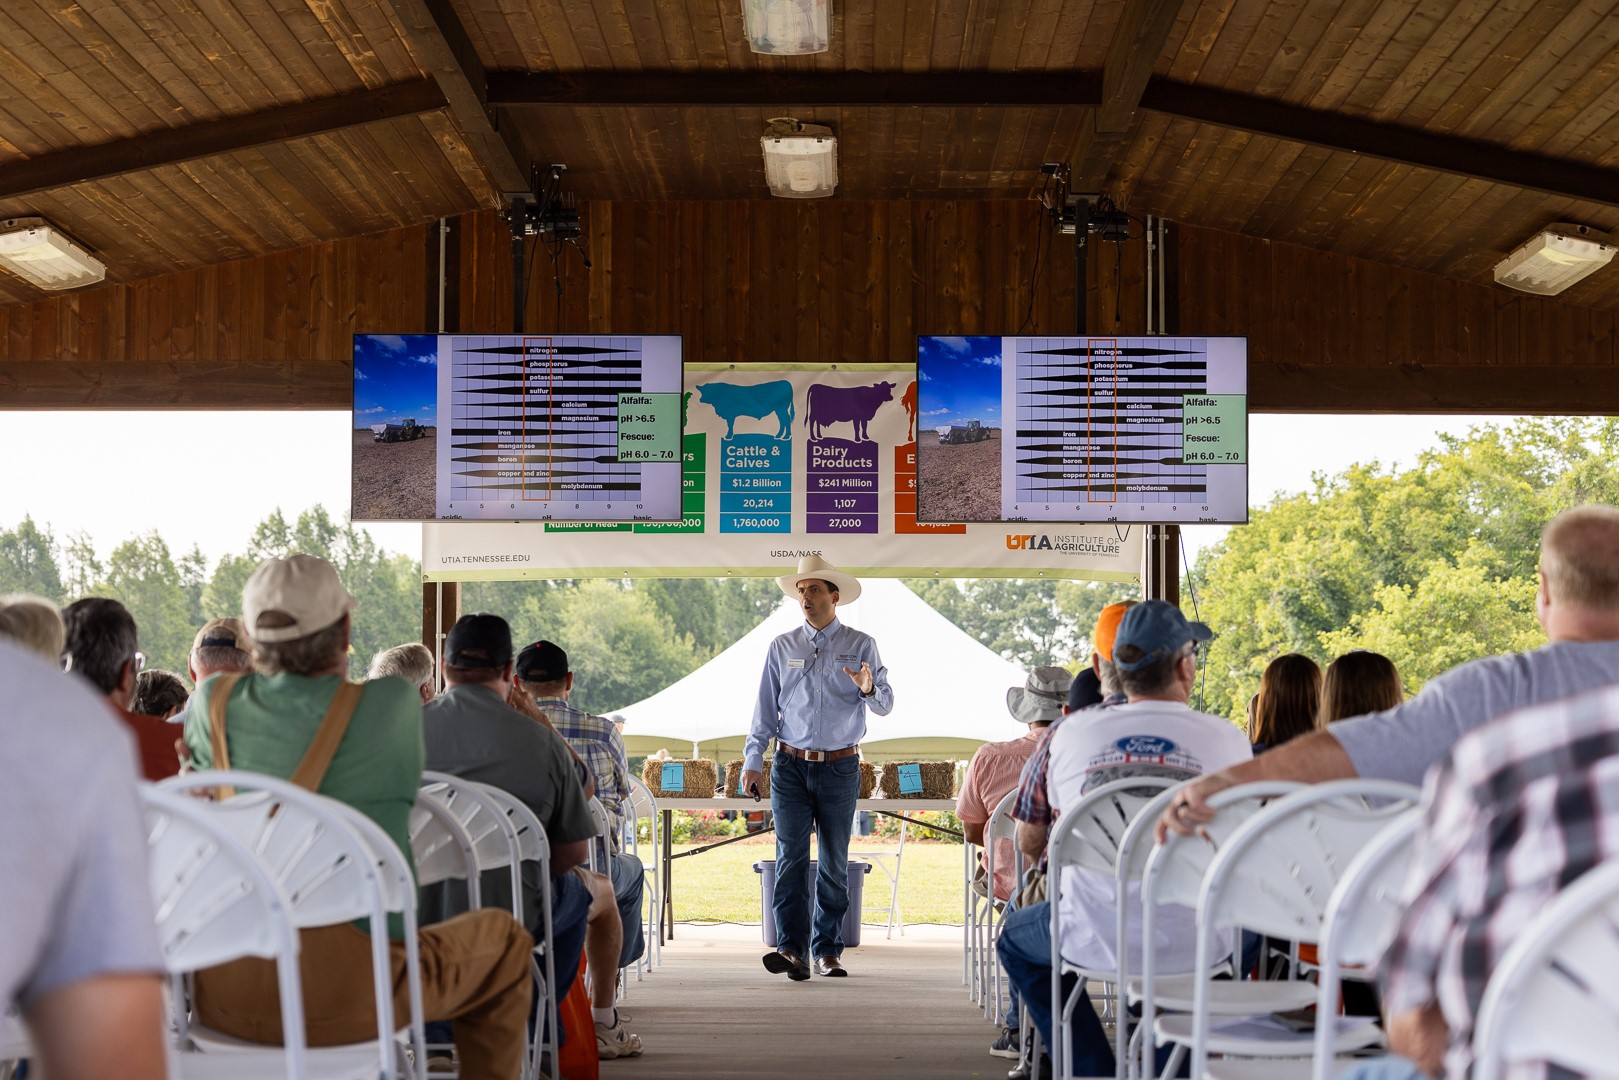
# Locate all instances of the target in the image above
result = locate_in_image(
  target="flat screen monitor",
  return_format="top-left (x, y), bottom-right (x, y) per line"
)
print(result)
top-left (352, 333), bottom-right (684, 522)
top-left (915, 335), bottom-right (1248, 524)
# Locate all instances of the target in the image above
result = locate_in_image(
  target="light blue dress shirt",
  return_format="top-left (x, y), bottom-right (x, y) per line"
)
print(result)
top-left (744, 615), bottom-right (894, 772)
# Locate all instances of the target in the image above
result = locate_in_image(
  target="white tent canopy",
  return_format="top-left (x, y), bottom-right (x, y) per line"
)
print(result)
top-left (619, 578), bottom-right (1036, 766)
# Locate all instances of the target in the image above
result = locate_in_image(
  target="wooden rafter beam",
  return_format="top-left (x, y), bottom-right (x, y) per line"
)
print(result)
top-left (1072, 0), bottom-right (1188, 193)
top-left (0, 361), bottom-right (351, 409)
top-left (486, 71), bottom-right (1103, 108)
top-left (1139, 79), bottom-right (1619, 209)
top-left (0, 80), bottom-right (447, 203)
top-left (382, 0), bottom-right (528, 195)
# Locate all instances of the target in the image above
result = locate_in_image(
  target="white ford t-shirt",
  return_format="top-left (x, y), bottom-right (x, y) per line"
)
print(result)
top-left (1046, 698), bottom-right (1252, 972)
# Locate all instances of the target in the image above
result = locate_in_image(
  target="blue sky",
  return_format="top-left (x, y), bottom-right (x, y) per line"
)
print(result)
top-left (916, 335), bottom-right (1002, 430)
top-left (353, 334), bottom-right (438, 427)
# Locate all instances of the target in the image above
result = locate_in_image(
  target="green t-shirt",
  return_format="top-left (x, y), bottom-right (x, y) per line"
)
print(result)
top-left (184, 671), bottom-right (424, 938)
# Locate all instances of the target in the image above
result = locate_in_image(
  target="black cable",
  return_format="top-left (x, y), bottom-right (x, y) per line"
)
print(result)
top-left (1180, 532), bottom-right (1208, 710)
top-left (1017, 173), bottom-right (1051, 334)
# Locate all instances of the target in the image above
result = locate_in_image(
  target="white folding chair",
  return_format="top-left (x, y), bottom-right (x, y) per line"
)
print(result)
top-left (156, 770), bottom-right (425, 1079)
top-left (141, 785), bottom-right (307, 1080)
top-left (623, 775), bottom-right (662, 973)
top-left (1040, 776), bottom-right (1180, 1080)
top-left (586, 796), bottom-right (611, 874)
top-left (964, 835), bottom-right (982, 993)
top-left (470, 783), bottom-right (560, 1080)
top-left (410, 789), bottom-right (484, 909)
top-left (1137, 782), bottom-right (1310, 1080)
top-left (864, 817), bottom-right (907, 940)
top-left (1161, 779), bottom-right (1420, 1080)
top-left (1474, 856), bottom-right (1619, 1080)
top-left (0, 1010), bottom-right (30, 1079)
top-left (982, 789), bottom-right (1022, 1020)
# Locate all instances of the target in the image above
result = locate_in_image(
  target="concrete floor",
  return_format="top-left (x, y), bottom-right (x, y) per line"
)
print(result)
top-left (605, 923), bottom-right (1017, 1080)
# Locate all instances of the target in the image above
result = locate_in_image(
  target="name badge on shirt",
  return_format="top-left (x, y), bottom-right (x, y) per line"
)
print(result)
top-left (786, 658), bottom-right (805, 669)
top-left (836, 654), bottom-right (860, 663)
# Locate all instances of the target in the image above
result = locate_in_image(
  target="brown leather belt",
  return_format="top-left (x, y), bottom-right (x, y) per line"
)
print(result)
top-left (777, 742), bottom-right (859, 763)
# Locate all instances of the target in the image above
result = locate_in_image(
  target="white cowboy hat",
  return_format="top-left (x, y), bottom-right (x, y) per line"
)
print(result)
top-left (776, 555), bottom-right (862, 605)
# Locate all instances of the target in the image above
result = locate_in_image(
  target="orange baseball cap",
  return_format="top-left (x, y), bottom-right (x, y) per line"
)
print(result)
top-left (1092, 600), bottom-right (1138, 662)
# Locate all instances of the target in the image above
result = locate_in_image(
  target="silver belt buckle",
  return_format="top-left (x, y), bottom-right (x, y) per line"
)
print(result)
top-left (804, 748), bottom-right (826, 762)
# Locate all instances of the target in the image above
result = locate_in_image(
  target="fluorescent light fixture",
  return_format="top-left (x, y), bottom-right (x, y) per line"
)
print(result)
top-left (761, 118), bottom-right (838, 199)
top-left (0, 217), bottom-right (105, 291)
top-left (1493, 223), bottom-right (1614, 296)
top-left (743, 0), bottom-right (830, 55)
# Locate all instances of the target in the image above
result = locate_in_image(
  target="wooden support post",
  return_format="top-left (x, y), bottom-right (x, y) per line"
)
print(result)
top-left (422, 581), bottom-right (460, 689)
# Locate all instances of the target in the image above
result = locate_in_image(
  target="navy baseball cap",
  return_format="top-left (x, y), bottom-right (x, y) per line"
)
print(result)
top-left (444, 612), bottom-right (513, 669)
top-left (515, 639), bottom-right (569, 682)
top-left (1111, 600), bottom-right (1212, 672)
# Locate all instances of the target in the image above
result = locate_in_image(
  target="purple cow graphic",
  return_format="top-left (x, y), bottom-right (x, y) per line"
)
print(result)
top-left (805, 381), bottom-right (896, 441)
top-left (694, 379), bottom-right (795, 439)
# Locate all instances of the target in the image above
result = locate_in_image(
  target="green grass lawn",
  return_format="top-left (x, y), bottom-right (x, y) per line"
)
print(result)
top-left (663, 837), bottom-right (967, 925)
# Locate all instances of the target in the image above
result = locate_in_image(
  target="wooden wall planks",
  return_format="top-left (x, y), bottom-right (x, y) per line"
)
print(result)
top-left (0, 204), bottom-right (1614, 413)
top-left (1178, 224), bottom-right (1619, 413)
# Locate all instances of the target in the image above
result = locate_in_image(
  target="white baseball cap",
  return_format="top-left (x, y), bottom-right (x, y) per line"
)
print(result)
top-left (242, 553), bottom-right (357, 643)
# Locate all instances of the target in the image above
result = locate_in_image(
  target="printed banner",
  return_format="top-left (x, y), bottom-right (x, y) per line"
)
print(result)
top-left (422, 364), bottom-right (1142, 582)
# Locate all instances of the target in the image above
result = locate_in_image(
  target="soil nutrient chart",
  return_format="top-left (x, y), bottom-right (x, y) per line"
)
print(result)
top-left (437, 334), bottom-right (683, 522)
top-left (1000, 336), bottom-right (1248, 524)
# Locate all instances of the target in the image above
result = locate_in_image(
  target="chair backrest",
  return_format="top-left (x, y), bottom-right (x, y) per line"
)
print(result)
top-left (409, 788), bottom-right (483, 907)
top-left (624, 775), bottom-right (658, 857)
top-left (1474, 857), bottom-right (1619, 1080)
top-left (421, 771), bottom-right (523, 914)
top-left (158, 771), bottom-right (392, 929)
top-left (1311, 809), bottom-right (1420, 1080)
top-left (1187, 780), bottom-right (1420, 1080)
top-left (1050, 776), bottom-right (1180, 879)
top-left (141, 785), bottom-right (308, 1080)
top-left (474, 782), bottom-right (553, 869)
top-left (586, 796), bottom-right (611, 873)
top-left (158, 770), bottom-right (416, 1078)
top-left (983, 789), bottom-right (1023, 900)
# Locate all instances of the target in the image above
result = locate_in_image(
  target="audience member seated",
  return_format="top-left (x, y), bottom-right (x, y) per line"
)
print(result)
top-left (1248, 652), bottom-right (1321, 753)
top-left (368, 641), bottom-right (436, 703)
top-left (960, 665), bottom-right (1073, 905)
top-left (0, 593), bottom-right (65, 663)
top-left (1162, 505), bottom-right (1619, 839)
top-left (183, 555), bottom-right (532, 1080)
top-left (1318, 649), bottom-right (1404, 724)
top-left (1364, 681), bottom-right (1619, 1080)
top-left (999, 601), bottom-right (1251, 1079)
top-left (62, 597), bottom-right (180, 782)
top-left (963, 665), bottom-right (1073, 1064)
top-left (422, 614), bottom-right (644, 1061)
top-left (1, 639), bottom-right (168, 1080)
top-left (188, 617), bottom-right (253, 683)
top-left (132, 669), bottom-right (189, 720)
top-left (516, 638), bottom-right (648, 972)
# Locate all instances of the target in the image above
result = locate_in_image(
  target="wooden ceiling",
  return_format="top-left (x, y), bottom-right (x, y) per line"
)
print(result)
top-left (0, 0), bottom-right (1616, 309)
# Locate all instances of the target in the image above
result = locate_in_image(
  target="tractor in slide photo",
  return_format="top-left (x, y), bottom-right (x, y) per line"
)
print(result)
top-left (939, 420), bottom-right (990, 444)
top-left (371, 419), bottom-right (428, 442)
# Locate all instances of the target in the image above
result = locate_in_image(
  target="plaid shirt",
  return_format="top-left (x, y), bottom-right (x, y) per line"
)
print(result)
top-left (1009, 693), bottom-right (1126, 868)
top-left (533, 696), bottom-right (631, 854)
top-left (1382, 683), bottom-right (1619, 1080)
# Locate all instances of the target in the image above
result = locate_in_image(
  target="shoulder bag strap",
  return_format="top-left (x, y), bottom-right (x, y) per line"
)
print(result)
top-left (206, 672), bottom-right (246, 799)
top-left (288, 680), bottom-right (365, 792)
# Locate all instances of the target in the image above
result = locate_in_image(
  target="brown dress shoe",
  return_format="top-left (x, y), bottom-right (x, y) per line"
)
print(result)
top-left (814, 955), bottom-right (848, 977)
top-left (762, 949), bottom-right (811, 981)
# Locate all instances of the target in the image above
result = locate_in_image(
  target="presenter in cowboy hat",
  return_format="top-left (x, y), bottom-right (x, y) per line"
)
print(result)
top-left (742, 555), bottom-right (894, 980)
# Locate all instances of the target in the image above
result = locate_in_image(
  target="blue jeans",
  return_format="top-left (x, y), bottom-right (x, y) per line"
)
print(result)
top-left (996, 902), bottom-right (1114, 1076)
top-left (608, 851), bottom-right (646, 968)
top-left (1339, 1056), bottom-right (1424, 1080)
top-left (1000, 890), bottom-right (1023, 1028)
top-left (770, 749), bottom-right (861, 958)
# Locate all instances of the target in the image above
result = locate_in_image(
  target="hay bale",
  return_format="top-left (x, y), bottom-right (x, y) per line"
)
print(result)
top-left (879, 760), bottom-right (956, 799)
top-left (724, 759), bottom-right (771, 800)
top-left (641, 758), bottom-right (718, 799)
top-left (859, 760), bottom-right (877, 799)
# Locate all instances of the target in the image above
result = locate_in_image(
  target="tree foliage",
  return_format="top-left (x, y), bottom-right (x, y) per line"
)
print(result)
top-left (1190, 417), bottom-right (1619, 720)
